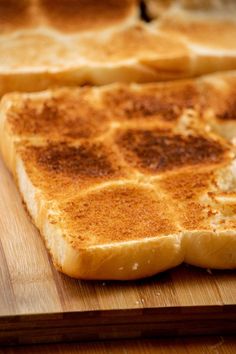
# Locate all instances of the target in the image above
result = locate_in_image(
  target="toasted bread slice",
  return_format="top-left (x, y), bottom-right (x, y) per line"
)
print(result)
top-left (1, 73), bottom-right (236, 280)
top-left (145, 0), bottom-right (236, 18)
top-left (146, 1), bottom-right (236, 76)
top-left (1, 1), bottom-right (236, 96)
top-left (0, 0), bottom-right (191, 95)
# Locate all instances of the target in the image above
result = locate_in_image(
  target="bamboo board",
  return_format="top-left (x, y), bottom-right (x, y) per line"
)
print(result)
top-left (0, 157), bottom-right (235, 345)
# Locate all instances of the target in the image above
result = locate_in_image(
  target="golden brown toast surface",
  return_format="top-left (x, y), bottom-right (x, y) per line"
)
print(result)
top-left (147, 0), bottom-right (236, 52)
top-left (1, 72), bottom-right (236, 278)
top-left (145, 0), bottom-right (236, 18)
top-left (0, 0), bottom-right (138, 33)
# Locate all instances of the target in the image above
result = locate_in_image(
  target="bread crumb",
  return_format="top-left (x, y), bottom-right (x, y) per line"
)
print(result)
top-left (206, 268), bottom-right (213, 275)
top-left (210, 336), bottom-right (224, 352)
top-left (141, 298), bottom-right (145, 303)
top-left (147, 260), bottom-right (151, 264)
top-left (119, 266), bottom-right (124, 270)
top-left (157, 292), bottom-right (161, 296)
top-left (132, 262), bottom-right (139, 270)
top-left (135, 300), bottom-right (139, 305)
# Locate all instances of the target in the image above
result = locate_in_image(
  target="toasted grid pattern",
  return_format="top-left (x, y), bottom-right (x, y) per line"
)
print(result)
top-left (3, 73), bottom-right (236, 247)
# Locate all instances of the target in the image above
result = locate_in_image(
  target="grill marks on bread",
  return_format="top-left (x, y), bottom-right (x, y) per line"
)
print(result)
top-left (60, 184), bottom-right (179, 247)
top-left (30, 143), bottom-right (116, 178)
top-left (8, 89), bottom-right (110, 139)
top-left (0, 0), bottom-right (137, 33)
top-left (116, 129), bottom-right (227, 174)
top-left (202, 78), bottom-right (236, 122)
top-left (158, 171), bottom-right (215, 230)
top-left (102, 81), bottom-right (200, 121)
top-left (18, 141), bottom-right (127, 199)
top-left (0, 0), bottom-right (32, 33)
top-left (39, 0), bottom-right (137, 33)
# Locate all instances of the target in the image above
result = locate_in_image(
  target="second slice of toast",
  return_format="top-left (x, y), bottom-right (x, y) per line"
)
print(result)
top-left (2, 1), bottom-right (236, 96)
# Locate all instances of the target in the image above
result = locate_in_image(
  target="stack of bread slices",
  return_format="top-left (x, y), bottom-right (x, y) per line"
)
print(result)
top-left (0, 0), bottom-right (236, 279)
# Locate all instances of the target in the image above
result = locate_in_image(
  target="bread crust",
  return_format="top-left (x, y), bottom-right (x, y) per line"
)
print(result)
top-left (1, 1), bottom-right (236, 94)
top-left (1, 73), bottom-right (236, 279)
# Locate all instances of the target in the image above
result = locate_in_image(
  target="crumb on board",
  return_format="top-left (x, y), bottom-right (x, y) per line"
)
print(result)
top-left (132, 262), bottom-right (139, 270)
top-left (210, 336), bottom-right (225, 351)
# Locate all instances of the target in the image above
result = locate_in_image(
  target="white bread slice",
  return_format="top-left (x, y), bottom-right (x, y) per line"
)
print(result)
top-left (145, 0), bottom-right (236, 18)
top-left (147, 1), bottom-right (236, 76)
top-left (1, 72), bottom-right (236, 279)
top-left (1, 0), bottom-right (236, 96)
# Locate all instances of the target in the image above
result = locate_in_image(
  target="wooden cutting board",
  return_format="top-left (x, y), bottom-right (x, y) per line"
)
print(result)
top-left (0, 157), bottom-right (235, 345)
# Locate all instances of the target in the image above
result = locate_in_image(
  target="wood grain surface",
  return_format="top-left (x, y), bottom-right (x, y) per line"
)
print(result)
top-left (1, 336), bottom-right (236, 354)
top-left (0, 157), bottom-right (235, 345)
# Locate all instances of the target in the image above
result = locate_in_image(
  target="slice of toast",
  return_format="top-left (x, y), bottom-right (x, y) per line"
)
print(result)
top-left (1, 71), bottom-right (236, 280)
top-left (147, 0), bottom-right (236, 76)
top-left (145, 0), bottom-right (236, 18)
top-left (1, 1), bottom-right (236, 96)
